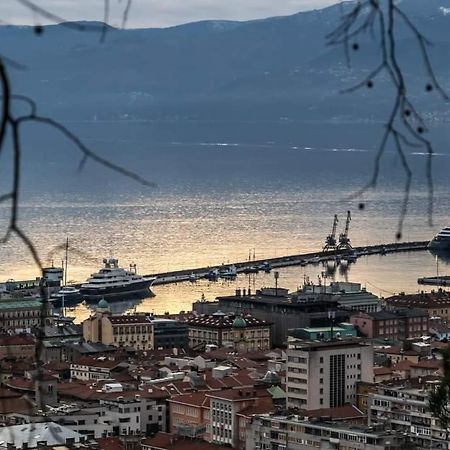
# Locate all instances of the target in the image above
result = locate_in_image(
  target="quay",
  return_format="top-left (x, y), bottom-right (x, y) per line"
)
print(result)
top-left (145, 240), bottom-right (429, 286)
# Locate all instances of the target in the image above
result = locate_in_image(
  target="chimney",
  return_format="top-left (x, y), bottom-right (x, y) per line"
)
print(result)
top-left (235, 289), bottom-right (241, 296)
top-left (248, 288), bottom-right (251, 296)
top-left (243, 289), bottom-right (246, 296)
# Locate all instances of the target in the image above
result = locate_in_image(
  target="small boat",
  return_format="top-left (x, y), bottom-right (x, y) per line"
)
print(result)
top-left (205, 268), bottom-right (220, 281)
top-left (189, 273), bottom-right (198, 283)
top-left (50, 286), bottom-right (82, 307)
top-left (219, 265), bottom-right (237, 278)
top-left (258, 261), bottom-right (272, 273)
top-left (243, 266), bottom-right (259, 274)
top-left (300, 259), bottom-right (308, 267)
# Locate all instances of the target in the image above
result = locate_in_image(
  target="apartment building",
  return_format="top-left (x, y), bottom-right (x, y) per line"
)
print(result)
top-left (247, 413), bottom-right (408, 450)
top-left (368, 380), bottom-right (449, 449)
top-left (350, 308), bottom-right (428, 340)
top-left (286, 339), bottom-right (373, 410)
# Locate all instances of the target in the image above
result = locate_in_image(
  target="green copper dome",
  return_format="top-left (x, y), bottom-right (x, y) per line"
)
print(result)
top-left (233, 315), bottom-right (247, 328)
top-left (98, 298), bottom-right (109, 309)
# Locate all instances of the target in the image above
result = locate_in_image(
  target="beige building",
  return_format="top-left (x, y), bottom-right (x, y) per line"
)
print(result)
top-left (286, 339), bottom-right (373, 410)
top-left (83, 299), bottom-right (153, 350)
top-left (186, 312), bottom-right (271, 352)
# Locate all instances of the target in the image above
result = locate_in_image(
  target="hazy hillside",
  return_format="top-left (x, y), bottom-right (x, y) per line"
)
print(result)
top-left (1, 0), bottom-right (449, 121)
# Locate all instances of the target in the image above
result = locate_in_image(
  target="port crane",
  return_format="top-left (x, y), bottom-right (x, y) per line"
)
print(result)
top-left (323, 214), bottom-right (339, 251)
top-left (337, 210), bottom-right (353, 250)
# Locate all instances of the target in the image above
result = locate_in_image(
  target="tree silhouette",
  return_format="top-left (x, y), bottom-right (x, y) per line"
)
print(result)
top-left (429, 347), bottom-right (450, 435)
top-left (328, 0), bottom-right (448, 238)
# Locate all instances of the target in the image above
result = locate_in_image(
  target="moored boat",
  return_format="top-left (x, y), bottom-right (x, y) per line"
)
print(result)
top-left (80, 258), bottom-right (155, 301)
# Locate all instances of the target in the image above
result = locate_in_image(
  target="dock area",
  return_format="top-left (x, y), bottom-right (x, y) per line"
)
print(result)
top-left (145, 240), bottom-right (429, 286)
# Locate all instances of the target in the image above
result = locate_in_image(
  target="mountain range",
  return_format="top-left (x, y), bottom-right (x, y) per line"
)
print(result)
top-left (1, 0), bottom-right (449, 121)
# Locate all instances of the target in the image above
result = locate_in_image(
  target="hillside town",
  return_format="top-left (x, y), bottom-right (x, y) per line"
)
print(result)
top-left (0, 280), bottom-right (448, 449)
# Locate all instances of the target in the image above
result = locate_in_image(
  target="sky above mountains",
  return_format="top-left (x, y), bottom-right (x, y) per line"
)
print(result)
top-left (1, 0), bottom-right (338, 28)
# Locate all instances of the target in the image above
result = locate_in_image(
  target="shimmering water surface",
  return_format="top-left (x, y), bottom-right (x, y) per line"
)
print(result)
top-left (1, 121), bottom-right (450, 323)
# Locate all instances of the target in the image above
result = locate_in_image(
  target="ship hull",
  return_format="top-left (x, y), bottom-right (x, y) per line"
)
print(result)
top-left (428, 239), bottom-right (450, 250)
top-left (80, 279), bottom-right (154, 301)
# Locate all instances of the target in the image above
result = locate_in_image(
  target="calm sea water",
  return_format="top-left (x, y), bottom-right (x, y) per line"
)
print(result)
top-left (1, 121), bottom-right (450, 322)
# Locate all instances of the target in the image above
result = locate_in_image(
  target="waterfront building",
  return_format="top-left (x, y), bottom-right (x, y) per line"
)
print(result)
top-left (186, 312), bottom-right (271, 351)
top-left (350, 308), bottom-right (429, 341)
top-left (300, 281), bottom-right (382, 312)
top-left (386, 290), bottom-right (450, 321)
top-left (215, 288), bottom-right (348, 346)
top-left (286, 339), bottom-right (373, 410)
top-left (83, 300), bottom-right (188, 351)
top-left (247, 413), bottom-right (408, 450)
top-left (0, 298), bottom-right (53, 330)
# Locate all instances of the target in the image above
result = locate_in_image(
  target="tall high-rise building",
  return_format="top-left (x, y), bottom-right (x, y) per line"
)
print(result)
top-left (286, 339), bottom-right (373, 410)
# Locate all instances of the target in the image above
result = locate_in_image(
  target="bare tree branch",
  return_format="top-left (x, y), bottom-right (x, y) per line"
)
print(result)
top-left (328, 0), bottom-right (448, 236)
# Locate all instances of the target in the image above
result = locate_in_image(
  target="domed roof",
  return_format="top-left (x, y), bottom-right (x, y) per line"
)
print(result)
top-left (233, 315), bottom-right (247, 328)
top-left (262, 370), bottom-right (281, 385)
top-left (98, 298), bottom-right (109, 309)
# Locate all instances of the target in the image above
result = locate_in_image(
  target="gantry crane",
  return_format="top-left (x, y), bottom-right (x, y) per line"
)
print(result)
top-left (323, 214), bottom-right (339, 251)
top-left (337, 210), bottom-right (353, 250)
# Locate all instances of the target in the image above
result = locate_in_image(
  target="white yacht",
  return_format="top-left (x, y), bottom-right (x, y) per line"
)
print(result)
top-left (428, 225), bottom-right (450, 250)
top-left (80, 258), bottom-right (155, 301)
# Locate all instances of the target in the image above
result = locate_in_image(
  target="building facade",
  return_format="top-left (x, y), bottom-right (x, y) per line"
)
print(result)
top-left (186, 312), bottom-right (271, 351)
top-left (247, 413), bottom-right (408, 450)
top-left (368, 381), bottom-right (449, 449)
top-left (0, 299), bottom-right (53, 330)
top-left (286, 339), bottom-right (373, 410)
top-left (350, 308), bottom-right (429, 341)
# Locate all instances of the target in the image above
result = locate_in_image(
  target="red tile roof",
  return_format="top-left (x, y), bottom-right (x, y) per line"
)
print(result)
top-left (96, 437), bottom-right (124, 450)
top-left (374, 367), bottom-right (393, 376)
top-left (169, 391), bottom-right (210, 407)
top-left (109, 315), bottom-right (152, 324)
top-left (0, 334), bottom-right (35, 346)
top-left (71, 356), bottom-right (121, 369)
top-left (411, 359), bottom-right (442, 369)
top-left (392, 360), bottom-right (414, 371)
top-left (206, 387), bottom-right (270, 401)
top-left (303, 404), bottom-right (366, 421)
top-left (142, 433), bottom-right (230, 450)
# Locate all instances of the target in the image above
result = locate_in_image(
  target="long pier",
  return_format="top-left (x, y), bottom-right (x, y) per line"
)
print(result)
top-left (145, 241), bottom-right (429, 286)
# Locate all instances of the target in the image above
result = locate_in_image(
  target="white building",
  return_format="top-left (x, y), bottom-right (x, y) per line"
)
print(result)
top-left (286, 339), bottom-right (373, 409)
top-left (247, 413), bottom-right (407, 450)
top-left (368, 381), bottom-right (449, 449)
top-left (0, 422), bottom-right (85, 449)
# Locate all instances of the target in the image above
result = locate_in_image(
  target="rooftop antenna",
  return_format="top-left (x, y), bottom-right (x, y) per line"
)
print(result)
top-left (274, 271), bottom-right (279, 295)
top-left (64, 237), bottom-right (69, 287)
top-left (328, 310), bottom-right (336, 341)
